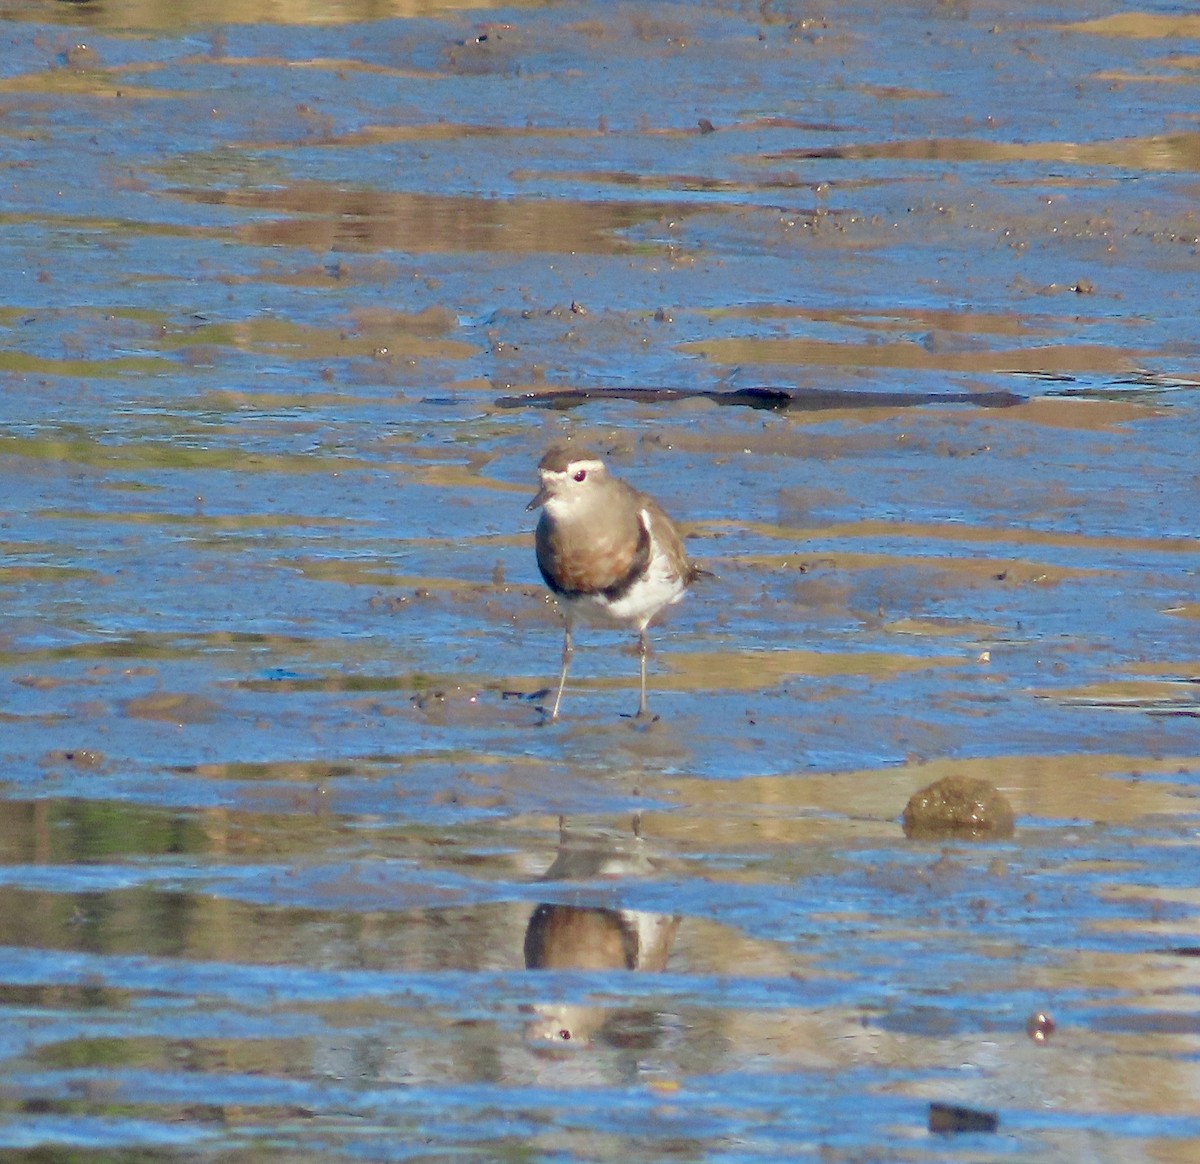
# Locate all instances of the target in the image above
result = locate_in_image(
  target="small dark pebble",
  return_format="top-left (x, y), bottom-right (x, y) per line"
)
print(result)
top-left (928, 1102), bottom-right (999, 1134)
top-left (368, 593), bottom-right (408, 611)
top-left (43, 749), bottom-right (105, 768)
top-left (63, 43), bottom-right (98, 68)
top-left (1026, 1011), bottom-right (1056, 1042)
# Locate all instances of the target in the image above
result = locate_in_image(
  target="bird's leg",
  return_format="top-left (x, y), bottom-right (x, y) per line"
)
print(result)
top-left (550, 622), bottom-right (573, 720)
top-left (636, 629), bottom-right (649, 718)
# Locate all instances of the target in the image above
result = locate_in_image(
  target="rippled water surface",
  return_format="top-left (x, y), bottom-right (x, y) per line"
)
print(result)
top-left (2, 0), bottom-right (1200, 1159)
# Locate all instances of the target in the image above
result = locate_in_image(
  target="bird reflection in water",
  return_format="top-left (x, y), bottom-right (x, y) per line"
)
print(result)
top-left (523, 816), bottom-right (680, 1047)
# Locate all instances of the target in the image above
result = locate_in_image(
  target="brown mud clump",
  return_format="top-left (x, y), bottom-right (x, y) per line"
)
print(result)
top-left (902, 774), bottom-right (1015, 840)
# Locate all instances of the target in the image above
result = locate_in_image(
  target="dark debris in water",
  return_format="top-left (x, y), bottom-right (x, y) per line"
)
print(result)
top-left (928, 1102), bottom-right (1000, 1135)
top-left (495, 384), bottom-right (1026, 412)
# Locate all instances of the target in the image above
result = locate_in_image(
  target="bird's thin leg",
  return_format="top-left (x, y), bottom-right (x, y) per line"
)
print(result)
top-left (636, 629), bottom-right (649, 718)
top-left (550, 622), bottom-right (573, 720)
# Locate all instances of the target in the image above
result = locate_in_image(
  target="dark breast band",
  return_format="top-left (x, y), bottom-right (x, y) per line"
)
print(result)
top-left (538, 517), bottom-right (652, 602)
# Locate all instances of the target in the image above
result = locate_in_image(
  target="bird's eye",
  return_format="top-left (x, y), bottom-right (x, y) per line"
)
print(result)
top-left (573, 470), bottom-right (587, 483)
top-left (558, 1029), bottom-right (572, 1041)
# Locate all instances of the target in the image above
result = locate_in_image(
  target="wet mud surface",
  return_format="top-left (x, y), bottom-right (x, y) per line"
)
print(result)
top-left (1, 0), bottom-right (1199, 1159)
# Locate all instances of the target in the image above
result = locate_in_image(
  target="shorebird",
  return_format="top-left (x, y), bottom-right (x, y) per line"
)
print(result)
top-left (527, 443), bottom-right (703, 719)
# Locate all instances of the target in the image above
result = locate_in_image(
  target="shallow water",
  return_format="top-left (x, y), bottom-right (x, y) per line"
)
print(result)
top-left (1, 0), bottom-right (1199, 1159)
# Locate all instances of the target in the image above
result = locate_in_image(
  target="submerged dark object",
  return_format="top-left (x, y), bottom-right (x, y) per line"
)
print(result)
top-left (928, 1102), bottom-right (1000, 1134)
top-left (902, 774), bottom-right (1016, 840)
top-left (495, 384), bottom-right (1025, 412)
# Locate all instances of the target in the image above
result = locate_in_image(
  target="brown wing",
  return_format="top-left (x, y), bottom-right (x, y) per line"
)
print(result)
top-left (636, 493), bottom-right (703, 585)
